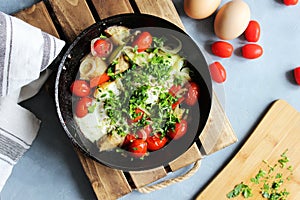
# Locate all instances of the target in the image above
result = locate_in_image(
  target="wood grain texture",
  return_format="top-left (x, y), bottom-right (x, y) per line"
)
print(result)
top-left (200, 92), bottom-right (237, 155)
top-left (169, 143), bottom-right (202, 171)
top-left (91, 0), bottom-right (134, 19)
top-left (76, 150), bottom-right (132, 199)
top-left (13, 1), bottom-right (59, 38)
top-left (197, 100), bottom-right (300, 199)
top-left (135, 0), bottom-right (184, 30)
top-left (129, 166), bottom-right (167, 188)
top-left (46, 0), bottom-right (95, 41)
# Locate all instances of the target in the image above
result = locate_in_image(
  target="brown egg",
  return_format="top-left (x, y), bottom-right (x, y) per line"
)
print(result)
top-left (214, 0), bottom-right (251, 40)
top-left (184, 0), bottom-right (221, 19)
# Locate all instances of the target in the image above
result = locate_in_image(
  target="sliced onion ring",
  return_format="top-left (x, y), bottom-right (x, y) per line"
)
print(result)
top-left (160, 36), bottom-right (182, 54)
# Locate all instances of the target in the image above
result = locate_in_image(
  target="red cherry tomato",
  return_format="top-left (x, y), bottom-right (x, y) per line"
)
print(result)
top-left (209, 62), bottom-right (227, 83)
top-left (89, 73), bottom-right (110, 88)
top-left (294, 66), bottom-right (300, 85)
top-left (70, 80), bottom-right (90, 97)
top-left (168, 119), bottom-right (188, 140)
top-left (211, 41), bottom-right (233, 58)
top-left (137, 125), bottom-right (152, 139)
top-left (283, 0), bottom-right (298, 5)
top-left (185, 82), bottom-right (199, 106)
top-left (132, 108), bottom-right (144, 123)
top-left (244, 20), bottom-right (261, 42)
top-left (132, 32), bottom-right (153, 52)
top-left (146, 134), bottom-right (168, 151)
top-left (122, 134), bottom-right (136, 147)
top-left (75, 97), bottom-right (92, 118)
top-left (242, 44), bottom-right (263, 59)
top-left (92, 39), bottom-right (113, 57)
top-left (169, 85), bottom-right (182, 97)
top-left (128, 139), bottom-right (147, 157)
top-left (172, 97), bottom-right (185, 109)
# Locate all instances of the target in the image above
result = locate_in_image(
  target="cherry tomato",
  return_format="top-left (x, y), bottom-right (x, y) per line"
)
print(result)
top-left (128, 139), bottom-right (147, 157)
top-left (75, 97), bottom-right (92, 118)
top-left (132, 108), bottom-right (144, 123)
top-left (172, 97), bottom-right (185, 109)
top-left (283, 0), bottom-right (298, 5)
top-left (244, 20), bottom-right (261, 42)
top-left (89, 73), bottom-right (110, 88)
top-left (209, 62), bottom-right (227, 83)
top-left (122, 134), bottom-right (136, 147)
top-left (146, 134), bottom-right (168, 151)
top-left (242, 44), bottom-right (263, 59)
top-left (294, 66), bottom-right (300, 85)
top-left (92, 39), bottom-right (113, 57)
top-left (211, 41), bottom-right (233, 58)
top-left (137, 125), bottom-right (152, 139)
top-left (168, 119), bottom-right (188, 140)
top-left (70, 80), bottom-right (90, 97)
top-left (169, 85), bottom-right (182, 97)
top-left (132, 32), bottom-right (153, 52)
top-left (185, 82), bottom-right (199, 106)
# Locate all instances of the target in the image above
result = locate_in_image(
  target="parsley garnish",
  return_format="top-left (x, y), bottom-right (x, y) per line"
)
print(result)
top-left (227, 149), bottom-right (293, 200)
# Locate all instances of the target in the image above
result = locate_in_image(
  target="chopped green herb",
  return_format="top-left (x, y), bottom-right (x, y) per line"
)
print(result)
top-left (88, 103), bottom-right (97, 113)
top-left (99, 34), bottom-right (107, 39)
top-left (227, 150), bottom-right (293, 200)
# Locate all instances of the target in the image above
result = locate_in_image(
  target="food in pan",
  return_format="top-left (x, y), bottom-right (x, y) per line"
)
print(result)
top-left (70, 25), bottom-right (200, 158)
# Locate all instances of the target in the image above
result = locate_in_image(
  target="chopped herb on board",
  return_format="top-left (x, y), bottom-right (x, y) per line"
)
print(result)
top-left (227, 149), bottom-right (293, 200)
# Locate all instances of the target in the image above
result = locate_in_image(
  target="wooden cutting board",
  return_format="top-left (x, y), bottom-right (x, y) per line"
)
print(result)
top-left (197, 100), bottom-right (300, 200)
top-left (14, 0), bottom-right (237, 199)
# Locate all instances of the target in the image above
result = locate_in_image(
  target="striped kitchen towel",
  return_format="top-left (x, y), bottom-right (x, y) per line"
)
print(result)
top-left (0, 11), bottom-right (65, 192)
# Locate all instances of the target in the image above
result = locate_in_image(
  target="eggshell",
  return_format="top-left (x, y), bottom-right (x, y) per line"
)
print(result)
top-left (184, 0), bottom-right (221, 19)
top-left (214, 0), bottom-right (250, 40)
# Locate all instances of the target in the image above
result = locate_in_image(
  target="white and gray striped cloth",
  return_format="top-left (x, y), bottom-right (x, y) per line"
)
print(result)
top-left (0, 11), bottom-right (65, 192)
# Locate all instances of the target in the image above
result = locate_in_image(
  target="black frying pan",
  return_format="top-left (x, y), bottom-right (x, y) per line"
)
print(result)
top-left (55, 14), bottom-right (212, 171)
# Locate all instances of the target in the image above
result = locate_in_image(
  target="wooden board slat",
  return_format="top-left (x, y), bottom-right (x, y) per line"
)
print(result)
top-left (46, 0), bottom-right (96, 41)
top-left (169, 143), bottom-right (202, 171)
top-left (13, 1), bottom-right (59, 38)
top-left (197, 100), bottom-right (300, 199)
top-left (91, 0), bottom-right (134, 19)
top-left (200, 92), bottom-right (237, 155)
top-left (76, 150), bottom-right (132, 200)
top-left (129, 166), bottom-right (167, 188)
top-left (135, 0), bottom-right (184, 30)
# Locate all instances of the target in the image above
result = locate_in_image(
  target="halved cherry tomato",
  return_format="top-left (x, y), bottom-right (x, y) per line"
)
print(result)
top-left (283, 0), bottom-right (298, 5)
top-left (169, 85), bottom-right (182, 97)
top-left (75, 97), bottom-right (92, 118)
top-left (92, 39), bottom-right (113, 57)
top-left (146, 134), bottom-right (168, 151)
top-left (128, 139), bottom-right (147, 157)
top-left (70, 80), bottom-right (90, 97)
top-left (294, 66), bottom-right (300, 85)
top-left (244, 20), bottom-right (261, 42)
top-left (122, 134), bottom-right (136, 148)
top-left (168, 119), bottom-right (188, 140)
top-left (242, 44), bottom-right (263, 59)
top-left (89, 73), bottom-right (110, 88)
top-left (137, 125), bottom-right (152, 139)
top-left (172, 97), bottom-right (185, 109)
top-left (209, 62), bottom-right (227, 83)
top-left (185, 82), bottom-right (199, 106)
top-left (132, 32), bottom-right (153, 52)
top-left (132, 108), bottom-right (144, 123)
top-left (211, 41), bottom-right (233, 58)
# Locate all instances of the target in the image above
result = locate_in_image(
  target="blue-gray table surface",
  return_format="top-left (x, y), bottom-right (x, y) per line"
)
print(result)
top-left (1, 0), bottom-right (300, 199)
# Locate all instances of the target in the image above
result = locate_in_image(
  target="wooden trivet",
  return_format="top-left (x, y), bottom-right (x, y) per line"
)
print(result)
top-left (14, 0), bottom-right (237, 199)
